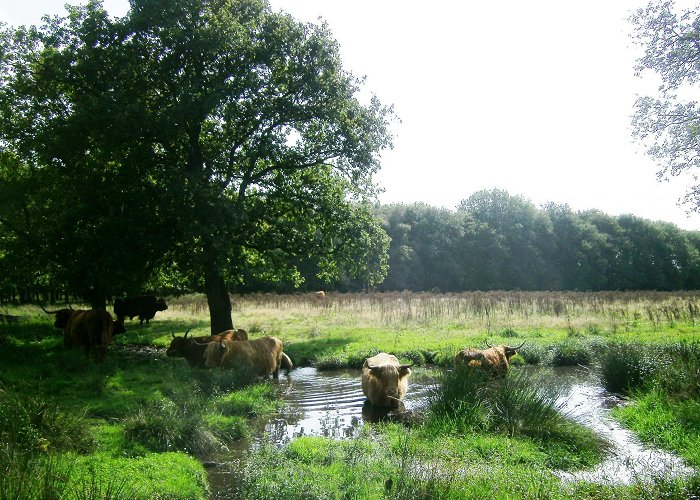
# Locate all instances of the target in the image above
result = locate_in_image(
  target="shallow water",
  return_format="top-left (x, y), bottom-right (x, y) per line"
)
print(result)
top-left (207, 365), bottom-right (693, 496)
top-left (546, 366), bottom-right (693, 484)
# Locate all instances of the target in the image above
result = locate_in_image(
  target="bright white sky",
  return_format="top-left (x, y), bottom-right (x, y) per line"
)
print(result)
top-left (3, 0), bottom-right (700, 230)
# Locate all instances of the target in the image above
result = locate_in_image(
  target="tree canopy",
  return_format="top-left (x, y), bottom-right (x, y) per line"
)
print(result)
top-left (0, 0), bottom-right (393, 332)
top-left (631, 0), bottom-right (700, 209)
top-left (374, 190), bottom-right (700, 293)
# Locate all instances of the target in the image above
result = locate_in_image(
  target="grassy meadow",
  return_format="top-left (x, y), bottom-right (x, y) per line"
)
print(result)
top-left (3, 290), bottom-right (700, 498)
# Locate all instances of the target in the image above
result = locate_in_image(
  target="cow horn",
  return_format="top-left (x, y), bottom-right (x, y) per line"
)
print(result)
top-left (485, 339), bottom-right (493, 348)
top-left (508, 341), bottom-right (526, 350)
top-left (171, 331), bottom-right (176, 339)
top-left (184, 327), bottom-right (193, 339)
top-left (399, 363), bottom-right (413, 370)
top-left (40, 304), bottom-right (61, 314)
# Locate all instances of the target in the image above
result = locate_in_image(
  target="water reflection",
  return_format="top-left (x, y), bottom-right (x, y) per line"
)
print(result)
top-left (259, 367), bottom-right (434, 443)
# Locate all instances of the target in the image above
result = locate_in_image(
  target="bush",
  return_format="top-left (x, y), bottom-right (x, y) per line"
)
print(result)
top-left (549, 340), bottom-right (592, 366)
top-left (399, 349), bottom-right (427, 366)
top-left (599, 342), bottom-right (659, 394)
top-left (315, 355), bottom-right (345, 371)
top-left (517, 344), bottom-right (546, 365)
top-left (346, 349), bottom-right (381, 369)
top-left (123, 392), bottom-right (221, 458)
top-left (655, 341), bottom-right (700, 399)
top-left (428, 365), bottom-right (490, 432)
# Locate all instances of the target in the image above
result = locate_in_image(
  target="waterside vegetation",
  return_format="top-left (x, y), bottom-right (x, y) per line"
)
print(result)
top-left (3, 290), bottom-right (700, 498)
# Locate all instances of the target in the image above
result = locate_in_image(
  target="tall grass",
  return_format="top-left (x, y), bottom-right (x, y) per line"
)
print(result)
top-left (599, 342), bottom-right (660, 393)
top-left (166, 290), bottom-right (700, 331)
top-left (427, 366), bottom-right (608, 468)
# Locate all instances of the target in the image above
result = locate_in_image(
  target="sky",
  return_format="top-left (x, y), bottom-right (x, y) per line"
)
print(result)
top-left (3, 0), bottom-right (700, 230)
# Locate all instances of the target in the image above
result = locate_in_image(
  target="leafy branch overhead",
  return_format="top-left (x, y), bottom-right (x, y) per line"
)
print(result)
top-left (631, 1), bottom-right (700, 209)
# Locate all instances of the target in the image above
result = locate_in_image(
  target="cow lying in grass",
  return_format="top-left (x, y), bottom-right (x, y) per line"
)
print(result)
top-left (454, 341), bottom-right (525, 375)
top-left (166, 328), bottom-right (248, 367)
top-left (361, 352), bottom-right (412, 408)
top-left (202, 336), bottom-right (293, 378)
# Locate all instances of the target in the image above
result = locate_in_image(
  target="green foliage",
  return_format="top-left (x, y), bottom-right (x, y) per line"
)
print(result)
top-left (0, 0), bottom-right (393, 320)
top-left (215, 384), bottom-right (280, 417)
top-left (549, 339), bottom-right (593, 366)
top-left (517, 343), bottom-right (547, 365)
top-left (122, 388), bottom-right (229, 458)
top-left (599, 342), bottom-right (660, 393)
top-left (426, 366), bottom-right (608, 469)
top-left (631, 2), bottom-right (700, 211)
top-left (0, 385), bottom-right (94, 454)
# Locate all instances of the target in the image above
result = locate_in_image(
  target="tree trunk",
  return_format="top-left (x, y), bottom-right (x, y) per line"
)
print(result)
top-left (205, 263), bottom-right (233, 335)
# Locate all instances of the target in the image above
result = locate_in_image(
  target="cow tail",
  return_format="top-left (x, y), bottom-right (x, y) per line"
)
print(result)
top-left (280, 352), bottom-right (293, 373)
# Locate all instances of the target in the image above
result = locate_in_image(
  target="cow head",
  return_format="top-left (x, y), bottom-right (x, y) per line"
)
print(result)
top-left (166, 327), bottom-right (194, 357)
top-left (203, 339), bottom-right (229, 368)
top-left (486, 340), bottom-right (525, 361)
top-left (156, 298), bottom-right (168, 312)
top-left (41, 305), bottom-right (76, 330)
top-left (364, 355), bottom-right (413, 408)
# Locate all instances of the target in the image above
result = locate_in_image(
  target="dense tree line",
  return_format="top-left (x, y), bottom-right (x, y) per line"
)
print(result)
top-left (375, 190), bottom-right (700, 293)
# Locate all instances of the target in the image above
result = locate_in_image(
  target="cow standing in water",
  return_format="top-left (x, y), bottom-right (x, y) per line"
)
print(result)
top-left (361, 353), bottom-right (412, 408)
top-left (454, 341), bottom-right (525, 375)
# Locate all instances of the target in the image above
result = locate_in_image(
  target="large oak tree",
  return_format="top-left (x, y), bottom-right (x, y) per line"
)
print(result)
top-left (0, 0), bottom-right (392, 332)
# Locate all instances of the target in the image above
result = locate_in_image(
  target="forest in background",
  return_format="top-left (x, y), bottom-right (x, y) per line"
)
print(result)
top-left (256, 189), bottom-right (699, 294)
top-left (4, 188), bottom-right (699, 302)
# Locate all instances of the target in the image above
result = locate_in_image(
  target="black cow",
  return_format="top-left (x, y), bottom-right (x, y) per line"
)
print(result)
top-left (114, 295), bottom-right (168, 326)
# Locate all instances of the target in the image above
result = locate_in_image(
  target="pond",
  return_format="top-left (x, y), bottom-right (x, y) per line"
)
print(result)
top-left (207, 365), bottom-right (693, 497)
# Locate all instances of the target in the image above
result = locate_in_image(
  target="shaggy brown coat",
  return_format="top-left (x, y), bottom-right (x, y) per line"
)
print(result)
top-left (454, 343), bottom-right (523, 374)
top-left (203, 336), bottom-right (293, 377)
top-left (63, 309), bottom-right (116, 362)
top-left (166, 328), bottom-right (248, 367)
top-left (361, 352), bottom-right (412, 408)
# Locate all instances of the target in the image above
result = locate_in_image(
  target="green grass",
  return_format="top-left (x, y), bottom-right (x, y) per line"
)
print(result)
top-left (612, 340), bottom-right (700, 467)
top-left (0, 316), bottom-right (284, 499)
top-left (6, 291), bottom-right (700, 497)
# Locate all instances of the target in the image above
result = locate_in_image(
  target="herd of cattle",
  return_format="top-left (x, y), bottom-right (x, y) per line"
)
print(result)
top-left (40, 295), bottom-right (525, 409)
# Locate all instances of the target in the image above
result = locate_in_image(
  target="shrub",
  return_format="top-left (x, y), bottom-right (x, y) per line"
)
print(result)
top-left (315, 355), bottom-right (345, 371)
top-left (123, 393), bottom-right (221, 458)
top-left (517, 344), bottom-right (546, 365)
top-left (427, 365), bottom-right (490, 432)
top-left (399, 349), bottom-right (427, 366)
top-left (655, 341), bottom-right (700, 398)
top-left (346, 348), bottom-right (381, 369)
top-left (599, 342), bottom-right (659, 394)
top-left (549, 340), bottom-right (592, 366)
top-left (0, 386), bottom-right (94, 454)
top-left (500, 327), bottom-right (519, 338)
